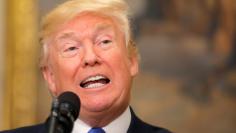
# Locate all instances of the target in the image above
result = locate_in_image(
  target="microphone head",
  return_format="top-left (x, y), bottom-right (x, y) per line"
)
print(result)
top-left (58, 91), bottom-right (81, 121)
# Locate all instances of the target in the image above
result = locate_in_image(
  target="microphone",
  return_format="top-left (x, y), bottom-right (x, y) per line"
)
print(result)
top-left (47, 91), bottom-right (81, 133)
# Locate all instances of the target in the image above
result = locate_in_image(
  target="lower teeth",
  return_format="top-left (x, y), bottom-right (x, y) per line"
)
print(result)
top-left (85, 83), bottom-right (106, 88)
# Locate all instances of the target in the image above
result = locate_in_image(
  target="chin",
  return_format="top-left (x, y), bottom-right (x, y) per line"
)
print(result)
top-left (82, 99), bottom-right (114, 113)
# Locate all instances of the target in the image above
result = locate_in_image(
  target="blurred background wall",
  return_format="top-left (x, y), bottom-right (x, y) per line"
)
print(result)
top-left (0, 0), bottom-right (236, 133)
top-left (0, 0), bottom-right (6, 128)
top-left (2, 0), bottom-right (40, 129)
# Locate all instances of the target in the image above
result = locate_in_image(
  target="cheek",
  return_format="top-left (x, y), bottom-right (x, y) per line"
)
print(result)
top-left (110, 53), bottom-right (131, 74)
top-left (102, 49), bottom-right (133, 86)
top-left (102, 45), bottom-right (130, 67)
top-left (50, 57), bottom-right (82, 87)
top-left (59, 60), bottom-right (81, 80)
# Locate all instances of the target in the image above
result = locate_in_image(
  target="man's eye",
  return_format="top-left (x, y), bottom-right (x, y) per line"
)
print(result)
top-left (102, 40), bottom-right (112, 44)
top-left (100, 40), bottom-right (112, 45)
top-left (64, 46), bottom-right (78, 52)
top-left (61, 45), bottom-right (79, 58)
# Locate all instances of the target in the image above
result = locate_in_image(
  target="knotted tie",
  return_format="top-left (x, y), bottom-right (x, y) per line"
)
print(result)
top-left (88, 127), bottom-right (105, 133)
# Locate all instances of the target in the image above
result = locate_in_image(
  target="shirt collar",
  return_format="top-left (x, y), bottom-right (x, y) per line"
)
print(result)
top-left (72, 107), bottom-right (131, 133)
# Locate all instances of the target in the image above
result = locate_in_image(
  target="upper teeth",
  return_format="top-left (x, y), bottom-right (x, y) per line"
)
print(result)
top-left (83, 75), bottom-right (105, 83)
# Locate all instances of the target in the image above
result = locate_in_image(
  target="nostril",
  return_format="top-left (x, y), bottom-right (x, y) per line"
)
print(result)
top-left (84, 60), bottom-right (100, 67)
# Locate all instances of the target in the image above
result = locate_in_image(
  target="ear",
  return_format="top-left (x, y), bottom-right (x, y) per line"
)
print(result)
top-left (129, 55), bottom-right (139, 77)
top-left (42, 66), bottom-right (57, 96)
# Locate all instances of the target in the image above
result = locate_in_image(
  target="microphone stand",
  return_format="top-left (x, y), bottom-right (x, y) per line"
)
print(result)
top-left (48, 98), bottom-right (59, 133)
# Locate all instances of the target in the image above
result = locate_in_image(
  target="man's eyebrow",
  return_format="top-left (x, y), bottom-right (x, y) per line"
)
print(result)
top-left (55, 32), bottom-right (77, 40)
top-left (94, 23), bottom-right (113, 33)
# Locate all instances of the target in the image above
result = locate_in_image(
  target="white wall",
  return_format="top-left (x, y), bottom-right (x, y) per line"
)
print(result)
top-left (0, 0), bottom-right (6, 129)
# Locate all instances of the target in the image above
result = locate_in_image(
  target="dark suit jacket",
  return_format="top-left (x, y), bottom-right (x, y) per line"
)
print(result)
top-left (0, 110), bottom-right (171, 133)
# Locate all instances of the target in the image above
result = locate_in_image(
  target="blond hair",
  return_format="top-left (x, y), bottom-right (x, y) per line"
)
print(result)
top-left (39, 0), bottom-right (138, 67)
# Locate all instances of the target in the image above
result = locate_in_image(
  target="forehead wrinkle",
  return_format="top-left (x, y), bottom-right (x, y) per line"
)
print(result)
top-left (55, 17), bottom-right (116, 42)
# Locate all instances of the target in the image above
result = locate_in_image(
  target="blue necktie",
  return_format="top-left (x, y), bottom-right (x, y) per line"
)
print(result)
top-left (88, 127), bottom-right (105, 133)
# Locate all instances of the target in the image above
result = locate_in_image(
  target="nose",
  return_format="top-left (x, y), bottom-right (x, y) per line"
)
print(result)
top-left (82, 43), bottom-right (100, 67)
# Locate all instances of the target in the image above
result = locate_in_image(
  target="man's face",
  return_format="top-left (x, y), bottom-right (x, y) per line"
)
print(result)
top-left (43, 13), bottom-right (138, 120)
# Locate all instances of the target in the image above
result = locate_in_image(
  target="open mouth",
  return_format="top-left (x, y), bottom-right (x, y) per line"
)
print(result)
top-left (80, 75), bottom-right (110, 89)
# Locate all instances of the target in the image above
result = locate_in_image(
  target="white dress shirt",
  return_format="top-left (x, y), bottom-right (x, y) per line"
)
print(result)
top-left (72, 107), bottom-right (131, 133)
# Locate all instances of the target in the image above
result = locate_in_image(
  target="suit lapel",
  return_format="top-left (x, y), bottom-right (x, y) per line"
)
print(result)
top-left (127, 107), bottom-right (172, 133)
top-left (127, 108), bottom-right (148, 133)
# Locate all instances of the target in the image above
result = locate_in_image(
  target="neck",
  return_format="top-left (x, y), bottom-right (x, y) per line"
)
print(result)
top-left (79, 104), bottom-right (128, 127)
